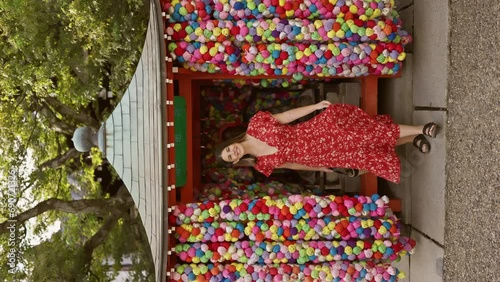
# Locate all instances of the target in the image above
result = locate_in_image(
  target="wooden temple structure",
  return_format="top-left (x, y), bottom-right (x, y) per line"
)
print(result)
top-left (102, 0), bottom-right (407, 280)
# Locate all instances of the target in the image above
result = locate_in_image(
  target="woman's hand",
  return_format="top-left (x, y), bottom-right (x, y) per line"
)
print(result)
top-left (315, 100), bottom-right (331, 110)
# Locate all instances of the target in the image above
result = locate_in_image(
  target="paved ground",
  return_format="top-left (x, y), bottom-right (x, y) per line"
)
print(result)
top-left (445, 1), bottom-right (500, 281)
top-left (380, 1), bottom-right (500, 281)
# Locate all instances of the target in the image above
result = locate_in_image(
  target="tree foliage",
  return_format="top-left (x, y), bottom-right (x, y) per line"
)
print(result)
top-left (0, 0), bottom-right (155, 280)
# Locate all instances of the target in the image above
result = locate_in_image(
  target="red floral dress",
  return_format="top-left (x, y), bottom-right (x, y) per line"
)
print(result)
top-left (246, 104), bottom-right (401, 183)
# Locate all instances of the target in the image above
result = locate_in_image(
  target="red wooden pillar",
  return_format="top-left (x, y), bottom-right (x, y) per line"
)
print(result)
top-left (360, 76), bottom-right (401, 212)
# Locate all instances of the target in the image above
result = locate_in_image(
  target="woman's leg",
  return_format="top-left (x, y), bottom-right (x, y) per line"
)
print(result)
top-left (396, 134), bottom-right (418, 146)
top-left (398, 125), bottom-right (424, 138)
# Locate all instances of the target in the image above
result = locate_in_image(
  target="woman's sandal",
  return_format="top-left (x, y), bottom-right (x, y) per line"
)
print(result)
top-left (346, 169), bottom-right (368, 177)
top-left (413, 134), bottom-right (431, 154)
top-left (423, 122), bottom-right (438, 138)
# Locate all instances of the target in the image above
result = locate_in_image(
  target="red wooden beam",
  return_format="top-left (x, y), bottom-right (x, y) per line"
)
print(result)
top-left (191, 81), bottom-right (202, 199)
top-left (178, 79), bottom-right (194, 204)
top-left (359, 76), bottom-right (378, 196)
top-left (388, 198), bottom-right (402, 212)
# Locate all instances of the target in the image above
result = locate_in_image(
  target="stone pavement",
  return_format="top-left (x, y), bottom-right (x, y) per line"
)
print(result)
top-left (445, 0), bottom-right (500, 281)
top-left (379, 0), bottom-right (500, 281)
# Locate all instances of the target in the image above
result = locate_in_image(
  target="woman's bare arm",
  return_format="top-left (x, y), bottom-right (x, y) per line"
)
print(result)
top-left (272, 100), bottom-right (331, 124)
top-left (278, 162), bottom-right (333, 173)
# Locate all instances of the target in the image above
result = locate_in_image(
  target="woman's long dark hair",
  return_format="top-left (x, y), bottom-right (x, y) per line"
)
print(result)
top-left (215, 132), bottom-right (256, 167)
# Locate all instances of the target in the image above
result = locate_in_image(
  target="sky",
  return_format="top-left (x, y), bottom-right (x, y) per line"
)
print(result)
top-left (3, 148), bottom-right (62, 246)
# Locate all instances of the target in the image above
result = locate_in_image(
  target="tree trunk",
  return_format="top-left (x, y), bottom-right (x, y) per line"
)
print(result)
top-left (70, 186), bottom-right (136, 279)
top-left (37, 105), bottom-right (76, 136)
top-left (0, 196), bottom-right (134, 234)
top-left (69, 49), bottom-right (90, 84)
top-left (39, 148), bottom-right (81, 169)
top-left (73, 209), bottom-right (124, 281)
top-left (43, 96), bottom-right (100, 129)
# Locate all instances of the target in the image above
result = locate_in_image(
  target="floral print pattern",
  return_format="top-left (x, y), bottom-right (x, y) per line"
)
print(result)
top-left (246, 104), bottom-right (401, 183)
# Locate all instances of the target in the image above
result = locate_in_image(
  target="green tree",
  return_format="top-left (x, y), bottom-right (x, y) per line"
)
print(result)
top-left (0, 0), bottom-right (155, 280)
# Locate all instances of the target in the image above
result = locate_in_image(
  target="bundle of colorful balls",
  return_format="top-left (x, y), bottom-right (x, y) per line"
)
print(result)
top-left (170, 261), bottom-right (407, 282)
top-left (198, 180), bottom-right (297, 202)
top-left (170, 194), bottom-right (393, 225)
top-left (246, 90), bottom-right (302, 116)
top-left (164, 0), bottom-right (411, 79)
top-left (201, 86), bottom-right (251, 113)
top-left (214, 78), bottom-right (298, 88)
top-left (176, 216), bottom-right (401, 243)
top-left (203, 167), bottom-right (255, 186)
top-left (212, 0), bottom-right (397, 21)
top-left (168, 41), bottom-right (405, 78)
top-left (166, 18), bottom-right (410, 44)
top-left (165, 0), bottom-right (397, 22)
top-left (164, 0), bottom-right (213, 22)
top-left (240, 216), bottom-right (401, 241)
top-left (175, 238), bottom-right (414, 264)
top-left (168, 193), bottom-right (415, 281)
top-left (203, 108), bottom-right (243, 129)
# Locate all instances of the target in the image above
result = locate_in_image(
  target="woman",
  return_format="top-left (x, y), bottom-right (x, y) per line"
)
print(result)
top-left (216, 100), bottom-right (437, 183)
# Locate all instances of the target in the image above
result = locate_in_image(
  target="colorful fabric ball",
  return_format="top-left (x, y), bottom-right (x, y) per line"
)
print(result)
top-left (171, 261), bottom-right (406, 282)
